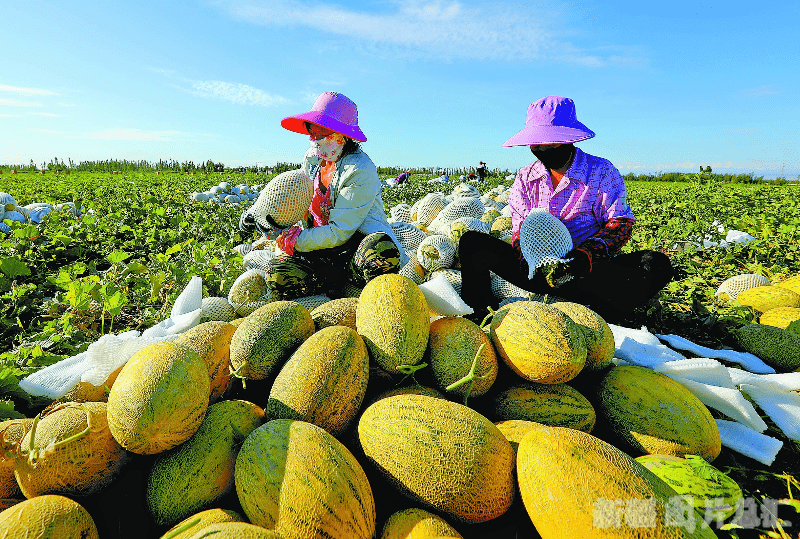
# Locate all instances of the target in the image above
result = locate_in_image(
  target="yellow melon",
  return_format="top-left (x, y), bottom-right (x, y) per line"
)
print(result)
top-left (56, 364), bottom-right (124, 403)
top-left (356, 274), bottom-right (430, 372)
top-left (310, 296), bottom-right (359, 331)
top-left (147, 400), bottom-right (265, 526)
top-left (551, 301), bottom-right (614, 372)
top-left (489, 301), bottom-right (586, 384)
top-left (492, 383), bottom-right (595, 433)
top-left (516, 423), bottom-right (717, 538)
top-left (14, 402), bottom-right (129, 498)
top-left (737, 285), bottom-right (800, 313)
top-left (159, 508), bottom-right (246, 539)
top-left (185, 522), bottom-right (282, 538)
top-left (0, 494), bottom-right (99, 539)
top-left (175, 320), bottom-right (237, 402)
top-left (0, 418), bottom-right (33, 498)
top-left (380, 507), bottom-right (463, 539)
top-left (428, 316), bottom-right (497, 400)
top-left (494, 419), bottom-right (540, 455)
top-left (107, 341), bottom-right (210, 454)
top-left (229, 301), bottom-right (315, 380)
top-left (759, 306), bottom-right (800, 329)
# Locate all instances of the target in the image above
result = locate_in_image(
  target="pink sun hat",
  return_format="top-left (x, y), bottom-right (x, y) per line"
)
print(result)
top-left (502, 96), bottom-right (595, 147)
top-left (281, 92), bottom-right (367, 142)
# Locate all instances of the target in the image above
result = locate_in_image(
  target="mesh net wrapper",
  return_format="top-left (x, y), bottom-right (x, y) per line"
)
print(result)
top-left (417, 234), bottom-right (457, 272)
top-left (242, 169), bottom-right (313, 232)
top-left (390, 221), bottom-right (428, 252)
top-left (715, 274), bottom-right (771, 301)
top-left (519, 208), bottom-right (573, 279)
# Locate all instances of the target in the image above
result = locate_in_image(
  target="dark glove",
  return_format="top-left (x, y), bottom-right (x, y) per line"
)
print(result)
top-left (544, 249), bottom-right (591, 288)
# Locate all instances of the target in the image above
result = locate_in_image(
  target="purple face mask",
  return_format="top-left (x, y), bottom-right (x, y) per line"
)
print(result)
top-left (531, 144), bottom-right (574, 170)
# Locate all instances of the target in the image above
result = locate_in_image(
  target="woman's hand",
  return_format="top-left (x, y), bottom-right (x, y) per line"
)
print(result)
top-left (277, 226), bottom-right (302, 255)
top-left (544, 249), bottom-right (591, 288)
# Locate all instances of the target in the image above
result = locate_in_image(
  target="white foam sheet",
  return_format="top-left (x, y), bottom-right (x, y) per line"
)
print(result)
top-left (728, 368), bottom-right (800, 392)
top-left (715, 419), bottom-right (783, 466)
top-left (608, 324), bottom-right (664, 348)
top-left (656, 333), bottom-right (775, 374)
top-left (653, 358), bottom-right (735, 388)
top-left (170, 276), bottom-right (202, 318)
top-left (668, 375), bottom-right (767, 432)
top-left (18, 352), bottom-right (89, 399)
top-left (80, 331), bottom-right (180, 387)
top-left (739, 384), bottom-right (800, 442)
top-left (611, 336), bottom-right (686, 368)
top-left (418, 274), bottom-right (473, 317)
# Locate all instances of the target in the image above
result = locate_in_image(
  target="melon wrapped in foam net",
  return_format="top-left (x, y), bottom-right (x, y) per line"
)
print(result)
top-left (715, 273), bottom-right (771, 301)
top-left (390, 221), bottom-right (428, 252)
top-left (228, 268), bottom-right (272, 316)
top-left (292, 294), bottom-right (331, 312)
top-left (201, 296), bottom-right (238, 322)
top-left (241, 169), bottom-right (313, 232)
top-left (417, 234), bottom-right (457, 273)
top-left (450, 183), bottom-right (481, 199)
top-left (448, 217), bottom-right (491, 247)
top-left (399, 250), bottom-right (427, 285)
top-left (415, 192), bottom-right (449, 226)
top-left (519, 208), bottom-right (573, 279)
top-left (429, 197), bottom-right (486, 233)
top-left (390, 204), bottom-right (413, 223)
top-left (243, 249), bottom-right (277, 272)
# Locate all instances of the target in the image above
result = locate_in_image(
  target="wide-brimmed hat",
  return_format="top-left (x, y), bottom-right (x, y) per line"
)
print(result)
top-left (502, 96), bottom-right (595, 147)
top-left (281, 92), bottom-right (366, 142)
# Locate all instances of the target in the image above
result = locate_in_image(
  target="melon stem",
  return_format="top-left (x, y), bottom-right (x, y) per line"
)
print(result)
top-left (161, 516), bottom-right (202, 539)
top-left (479, 308), bottom-right (495, 329)
top-left (396, 362), bottom-right (428, 384)
top-left (445, 343), bottom-right (491, 405)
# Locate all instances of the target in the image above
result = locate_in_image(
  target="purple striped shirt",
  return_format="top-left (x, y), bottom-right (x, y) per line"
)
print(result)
top-left (508, 147), bottom-right (635, 248)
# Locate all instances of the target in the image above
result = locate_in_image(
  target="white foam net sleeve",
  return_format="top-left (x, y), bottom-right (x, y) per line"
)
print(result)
top-left (418, 274), bottom-right (473, 317)
top-left (448, 217), bottom-right (491, 246)
top-left (292, 294), bottom-right (331, 312)
top-left (490, 271), bottom-right (536, 303)
top-left (715, 273), bottom-right (771, 301)
top-left (201, 296), bottom-right (237, 322)
top-left (399, 250), bottom-right (426, 284)
top-left (519, 208), bottom-right (573, 279)
top-left (416, 193), bottom-right (449, 226)
top-left (243, 249), bottom-right (278, 273)
top-left (417, 234), bottom-right (457, 272)
top-left (390, 204), bottom-right (413, 223)
top-left (390, 222), bottom-right (428, 252)
top-left (244, 169), bottom-right (313, 231)
top-left (430, 198), bottom-right (486, 232)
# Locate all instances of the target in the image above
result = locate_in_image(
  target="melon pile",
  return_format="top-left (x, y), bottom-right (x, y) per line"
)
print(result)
top-left (188, 180), bottom-right (264, 205)
top-left (2, 273), bottom-right (748, 538)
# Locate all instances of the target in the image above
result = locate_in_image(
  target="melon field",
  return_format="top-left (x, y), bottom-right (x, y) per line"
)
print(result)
top-left (2, 167), bottom-right (800, 538)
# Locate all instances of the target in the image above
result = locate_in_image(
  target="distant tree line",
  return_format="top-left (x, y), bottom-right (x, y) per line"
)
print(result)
top-left (0, 158), bottom-right (301, 175)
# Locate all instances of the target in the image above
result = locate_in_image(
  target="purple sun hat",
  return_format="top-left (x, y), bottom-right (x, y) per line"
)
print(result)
top-left (281, 92), bottom-right (367, 142)
top-left (502, 96), bottom-right (595, 147)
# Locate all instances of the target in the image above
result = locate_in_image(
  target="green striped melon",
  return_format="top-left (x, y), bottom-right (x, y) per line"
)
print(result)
top-left (229, 300), bottom-right (315, 380)
top-left (15, 402), bottom-right (129, 498)
top-left (594, 366), bottom-right (721, 460)
top-left (311, 297), bottom-right (358, 331)
top-left (492, 383), bottom-right (595, 433)
top-left (380, 507), bottom-right (463, 539)
top-left (159, 508), bottom-right (246, 539)
top-left (732, 323), bottom-right (800, 372)
top-left (358, 394), bottom-right (514, 523)
top-left (428, 316), bottom-right (497, 399)
top-left (517, 423), bottom-right (717, 538)
top-left (185, 522), bottom-right (283, 538)
top-left (489, 301), bottom-right (586, 384)
top-left (551, 302), bottom-right (614, 372)
top-left (175, 321), bottom-right (237, 403)
top-left (235, 419), bottom-right (375, 539)
top-left (736, 285), bottom-right (800, 313)
top-left (355, 274), bottom-right (430, 372)
top-left (635, 454), bottom-right (743, 521)
top-left (266, 325), bottom-right (369, 436)
top-left (147, 400), bottom-right (266, 526)
top-left (0, 494), bottom-right (99, 539)
top-left (759, 306), bottom-right (800, 329)
top-left (107, 341), bottom-right (210, 454)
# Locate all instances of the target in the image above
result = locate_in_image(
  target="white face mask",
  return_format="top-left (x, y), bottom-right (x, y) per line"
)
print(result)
top-left (310, 132), bottom-right (346, 162)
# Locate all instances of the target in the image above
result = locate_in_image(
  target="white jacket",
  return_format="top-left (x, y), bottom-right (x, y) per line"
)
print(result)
top-left (294, 147), bottom-right (408, 266)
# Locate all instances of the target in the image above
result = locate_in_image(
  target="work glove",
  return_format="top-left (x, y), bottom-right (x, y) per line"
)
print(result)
top-left (276, 226), bottom-right (302, 256)
top-left (543, 248), bottom-right (591, 288)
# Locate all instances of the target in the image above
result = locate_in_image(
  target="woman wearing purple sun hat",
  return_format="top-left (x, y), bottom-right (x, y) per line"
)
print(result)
top-left (459, 96), bottom-right (673, 324)
top-left (252, 92), bottom-right (407, 300)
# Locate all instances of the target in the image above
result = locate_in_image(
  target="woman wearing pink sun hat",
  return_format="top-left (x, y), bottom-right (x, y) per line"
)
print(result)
top-left (259, 92), bottom-right (407, 300)
top-left (459, 96), bottom-right (673, 324)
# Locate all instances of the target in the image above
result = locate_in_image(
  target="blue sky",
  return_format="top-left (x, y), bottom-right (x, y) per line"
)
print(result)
top-left (1, 0), bottom-right (798, 178)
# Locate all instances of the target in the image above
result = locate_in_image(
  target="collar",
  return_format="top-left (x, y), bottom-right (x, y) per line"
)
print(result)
top-left (526, 146), bottom-right (588, 187)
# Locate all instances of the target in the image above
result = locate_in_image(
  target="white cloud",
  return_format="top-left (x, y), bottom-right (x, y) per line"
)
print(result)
top-left (0, 84), bottom-right (59, 96)
top-left (189, 80), bottom-right (289, 106)
top-left (29, 112), bottom-right (62, 117)
top-left (78, 128), bottom-right (215, 142)
top-left (0, 98), bottom-right (44, 107)
top-left (28, 128), bottom-right (69, 135)
top-left (208, 0), bottom-right (627, 65)
top-left (744, 85), bottom-right (779, 97)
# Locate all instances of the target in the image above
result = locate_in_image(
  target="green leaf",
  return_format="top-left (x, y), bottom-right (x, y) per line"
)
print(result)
top-left (0, 257), bottom-right (31, 279)
top-left (106, 250), bottom-right (132, 265)
top-left (0, 399), bottom-right (24, 420)
top-left (165, 243), bottom-right (182, 256)
top-left (127, 262), bottom-right (149, 274)
top-left (65, 281), bottom-right (93, 311)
